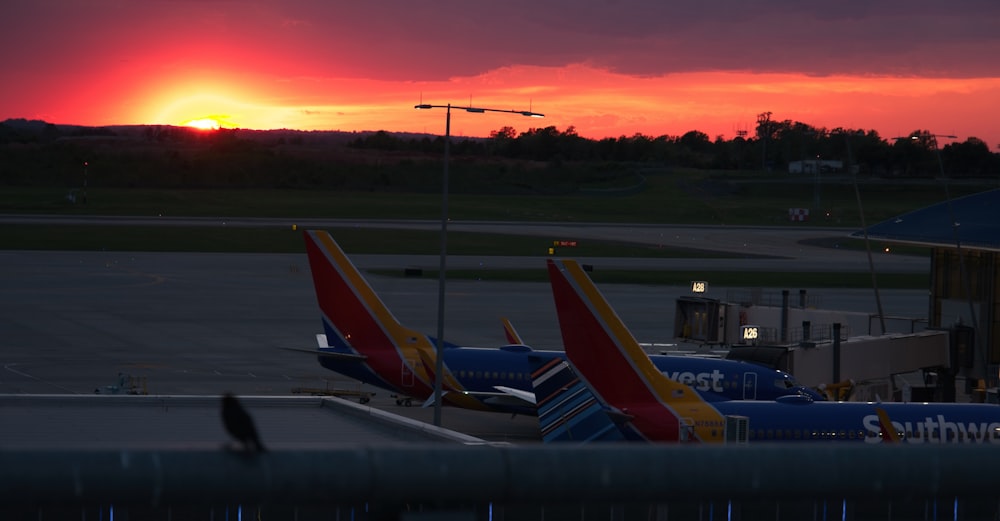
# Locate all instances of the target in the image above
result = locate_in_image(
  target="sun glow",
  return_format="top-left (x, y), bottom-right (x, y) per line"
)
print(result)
top-left (127, 66), bottom-right (1000, 145)
top-left (181, 117), bottom-right (222, 130)
top-left (151, 91), bottom-right (249, 130)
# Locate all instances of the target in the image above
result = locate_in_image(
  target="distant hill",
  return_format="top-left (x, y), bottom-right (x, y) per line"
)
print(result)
top-left (0, 118), bottom-right (399, 146)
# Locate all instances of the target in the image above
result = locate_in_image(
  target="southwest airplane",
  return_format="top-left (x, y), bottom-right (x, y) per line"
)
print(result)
top-left (298, 230), bottom-right (821, 416)
top-left (543, 257), bottom-right (1000, 444)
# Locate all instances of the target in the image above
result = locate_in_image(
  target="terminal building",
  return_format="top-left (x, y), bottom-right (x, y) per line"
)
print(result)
top-left (674, 188), bottom-right (1000, 403)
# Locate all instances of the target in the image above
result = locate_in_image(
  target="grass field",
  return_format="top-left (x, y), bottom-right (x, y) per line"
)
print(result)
top-left (0, 224), bottom-right (738, 257)
top-left (1, 172), bottom-right (966, 288)
top-left (1, 173), bottom-right (993, 226)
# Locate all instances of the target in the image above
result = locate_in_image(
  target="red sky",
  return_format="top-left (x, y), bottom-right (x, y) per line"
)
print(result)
top-left (3, 1), bottom-right (999, 148)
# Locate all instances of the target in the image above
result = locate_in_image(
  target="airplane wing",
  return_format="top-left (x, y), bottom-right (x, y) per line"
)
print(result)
top-left (492, 385), bottom-right (537, 406)
top-left (417, 390), bottom-right (530, 411)
top-left (424, 387), bottom-right (535, 408)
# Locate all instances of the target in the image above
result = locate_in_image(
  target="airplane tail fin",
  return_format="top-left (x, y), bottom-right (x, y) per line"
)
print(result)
top-left (875, 407), bottom-right (901, 443)
top-left (501, 317), bottom-right (524, 345)
top-left (529, 354), bottom-right (631, 443)
top-left (302, 230), bottom-right (435, 394)
top-left (546, 259), bottom-right (719, 442)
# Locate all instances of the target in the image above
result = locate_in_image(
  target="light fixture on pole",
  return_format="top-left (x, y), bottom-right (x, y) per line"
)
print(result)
top-left (894, 133), bottom-right (982, 376)
top-left (924, 134), bottom-right (982, 370)
top-left (414, 102), bottom-right (544, 426)
top-left (836, 130), bottom-right (886, 335)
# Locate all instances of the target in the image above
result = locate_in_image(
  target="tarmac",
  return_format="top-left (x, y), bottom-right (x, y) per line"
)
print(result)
top-left (0, 222), bottom-right (933, 443)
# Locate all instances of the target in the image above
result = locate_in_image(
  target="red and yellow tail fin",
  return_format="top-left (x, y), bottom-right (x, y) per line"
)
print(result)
top-left (501, 317), bottom-right (524, 345)
top-left (303, 230), bottom-right (434, 395)
top-left (547, 259), bottom-right (724, 442)
top-left (875, 407), bottom-right (901, 443)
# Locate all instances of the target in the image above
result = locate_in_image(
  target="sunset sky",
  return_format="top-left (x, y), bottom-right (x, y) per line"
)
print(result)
top-left (3, 1), bottom-right (999, 147)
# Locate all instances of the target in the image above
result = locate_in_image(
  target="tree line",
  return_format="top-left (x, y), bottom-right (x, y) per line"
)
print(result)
top-left (349, 114), bottom-right (999, 179)
top-left (1, 115), bottom-right (997, 194)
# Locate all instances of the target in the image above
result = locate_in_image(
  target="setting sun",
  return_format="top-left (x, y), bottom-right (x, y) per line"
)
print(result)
top-left (181, 118), bottom-right (222, 130)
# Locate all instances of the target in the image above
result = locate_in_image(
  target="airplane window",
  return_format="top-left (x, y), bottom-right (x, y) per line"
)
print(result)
top-left (475, 371), bottom-right (482, 379)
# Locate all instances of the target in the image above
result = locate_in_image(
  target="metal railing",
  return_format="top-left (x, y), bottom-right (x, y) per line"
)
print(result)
top-left (3, 444), bottom-right (1000, 520)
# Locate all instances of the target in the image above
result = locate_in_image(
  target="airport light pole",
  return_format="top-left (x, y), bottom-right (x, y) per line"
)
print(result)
top-left (414, 103), bottom-right (544, 426)
top-left (925, 134), bottom-right (983, 372)
top-left (894, 134), bottom-right (983, 373)
top-left (836, 131), bottom-right (886, 334)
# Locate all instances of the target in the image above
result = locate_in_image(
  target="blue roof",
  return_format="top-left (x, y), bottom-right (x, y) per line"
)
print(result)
top-left (851, 188), bottom-right (1000, 252)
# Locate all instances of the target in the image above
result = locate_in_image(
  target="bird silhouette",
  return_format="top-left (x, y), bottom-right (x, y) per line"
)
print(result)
top-left (221, 393), bottom-right (266, 453)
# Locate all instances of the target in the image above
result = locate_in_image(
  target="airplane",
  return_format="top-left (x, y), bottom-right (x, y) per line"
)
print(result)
top-left (543, 256), bottom-right (1000, 444)
top-left (296, 230), bottom-right (822, 416)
